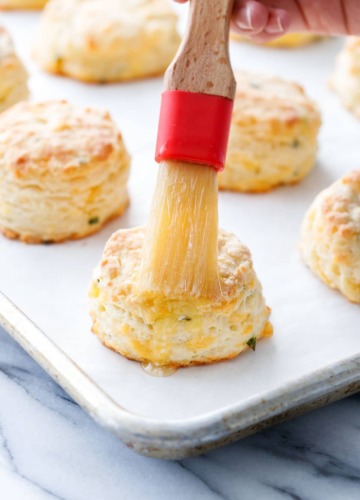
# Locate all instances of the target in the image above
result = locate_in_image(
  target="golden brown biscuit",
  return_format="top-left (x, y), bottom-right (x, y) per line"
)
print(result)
top-left (301, 171), bottom-right (360, 303)
top-left (232, 32), bottom-right (324, 48)
top-left (331, 37), bottom-right (360, 118)
top-left (219, 72), bottom-right (321, 193)
top-left (0, 100), bottom-right (130, 243)
top-left (33, 0), bottom-right (181, 83)
top-left (89, 227), bottom-right (272, 368)
top-left (0, 27), bottom-right (28, 113)
top-left (0, 0), bottom-right (46, 9)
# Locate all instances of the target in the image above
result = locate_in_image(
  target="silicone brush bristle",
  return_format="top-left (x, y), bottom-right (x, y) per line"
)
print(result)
top-left (138, 160), bottom-right (221, 299)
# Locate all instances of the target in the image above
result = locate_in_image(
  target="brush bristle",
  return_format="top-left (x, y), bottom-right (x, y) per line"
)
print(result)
top-left (138, 160), bottom-right (221, 299)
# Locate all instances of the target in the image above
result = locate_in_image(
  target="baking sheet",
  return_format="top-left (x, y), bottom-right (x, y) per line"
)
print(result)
top-left (1, 10), bottom-right (360, 457)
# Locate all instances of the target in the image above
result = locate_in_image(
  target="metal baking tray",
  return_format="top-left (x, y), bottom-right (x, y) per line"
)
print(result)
top-left (1, 13), bottom-right (360, 459)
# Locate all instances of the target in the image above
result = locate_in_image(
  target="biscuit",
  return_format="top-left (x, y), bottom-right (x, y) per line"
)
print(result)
top-left (0, 0), bottom-right (46, 9)
top-left (33, 0), bottom-right (181, 83)
top-left (301, 171), bottom-right (360, 303)
top-left (89, 227), bottom-right (272, 368)
top-left (331, 37), bottom-right (360, 118)
top-left (0, 100), bottom-right (130, 243)
top-left (219, 72), bottom-right (321, 193)
top-left (264, 33), bottom-right (324, 48)
top-left (0, 27), bottom-right (28, 113)
top-left (232, 32), bottom-right (324, 48)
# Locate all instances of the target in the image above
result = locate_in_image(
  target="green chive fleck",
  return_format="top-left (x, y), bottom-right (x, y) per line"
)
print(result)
top-left (249, 82), bottom-right (261, 89)
top-left (247, 337), bottom-right (257, 351)
top-left (88, 216), bottom-right (99, 225)
top-left (179, 315), bottom-right (191, 321)
top-left (292, 138), bottom-right (301, 148)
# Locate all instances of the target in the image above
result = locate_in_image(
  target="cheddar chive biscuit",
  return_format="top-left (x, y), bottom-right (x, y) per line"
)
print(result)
top-left (89, 227), bottom-right (272, 367)
top-left (219, 72), bottom-right (321, 193)
top-left (0, 100), bottom-right (130, 243)
top-left (0, 27), bottom-right (28, 113)
top-left (331, 37), bottom-right (360, 118)
top-left (301, 171), bottom-right (360, 303)
top-left (0, 0), bottom-right (47, 9)
top-left (33, 0), bottom-right (181, 83)
top-left (232, 32), bottom-right (325, 48)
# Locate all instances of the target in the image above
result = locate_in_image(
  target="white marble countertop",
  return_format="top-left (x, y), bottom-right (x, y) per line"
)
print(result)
top-left (1, 325), bottom-right (360, 500)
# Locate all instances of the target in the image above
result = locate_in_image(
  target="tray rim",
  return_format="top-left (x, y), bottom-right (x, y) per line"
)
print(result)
top-left (1, 290), bottom-right (360, 459)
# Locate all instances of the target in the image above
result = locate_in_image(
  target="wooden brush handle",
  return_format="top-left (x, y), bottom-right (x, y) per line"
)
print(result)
top-left (165, 0), bottom-right (236, 100)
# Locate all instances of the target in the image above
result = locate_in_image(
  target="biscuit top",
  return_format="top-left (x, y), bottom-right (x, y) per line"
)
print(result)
top-left (341, 37), bottom-right (360, 73)
top-left (320, 170), bottom-right (360, 241)
top-left (233, 71), bottom-right (320, 126)
top-left (344, 36), bottom-right (360, 53)
top-left (0, 27), bottom-right (16, 61)
top-left (41, 0), bottom-right (178, 46)
top-left (99, 227), bottom-right (254, 303)
top-left (0, 100), bottom-right (127, 177)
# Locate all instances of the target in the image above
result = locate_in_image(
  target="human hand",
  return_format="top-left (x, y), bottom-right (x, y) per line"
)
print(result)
top-left (175, 1), bottom-right (360, 44)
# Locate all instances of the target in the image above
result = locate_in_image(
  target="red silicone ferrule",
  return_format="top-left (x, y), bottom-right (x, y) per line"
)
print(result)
top-left (155, 90), bottom-right (234, 172)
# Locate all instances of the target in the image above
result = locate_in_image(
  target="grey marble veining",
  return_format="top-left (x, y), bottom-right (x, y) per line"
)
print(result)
top-left (1, 325), bottom-right (360, 500)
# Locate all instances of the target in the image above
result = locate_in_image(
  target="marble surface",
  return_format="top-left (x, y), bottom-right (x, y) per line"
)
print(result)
top-left (1, 326), bottom-right (360, 499)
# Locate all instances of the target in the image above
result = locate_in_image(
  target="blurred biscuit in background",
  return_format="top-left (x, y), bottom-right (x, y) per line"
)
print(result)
top-left (33, 0), bottom-right (181, 83)
top-left (219, 72), bottom-right (321, 193)
top-left (0, 27), bottom-right (28, 113)
top-left (232, 32), bottom-right (325, 48)
top-left (0, 0), bottom-right (46, 9)
top-left (331, 37), bottom-right (360, 118)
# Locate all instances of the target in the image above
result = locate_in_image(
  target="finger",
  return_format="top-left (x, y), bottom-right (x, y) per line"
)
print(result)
top-left (264, 8), bottom-right (290, 35)
top-left (248, 8), bottom-right (291, 44)
top-left (232, 0), bottom-right (269, 35)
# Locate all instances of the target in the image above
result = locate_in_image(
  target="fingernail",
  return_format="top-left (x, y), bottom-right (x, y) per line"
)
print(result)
top-left (266, 15), bottom-right (284, 34)
top-left (237, 5), bottom-right (253, 31)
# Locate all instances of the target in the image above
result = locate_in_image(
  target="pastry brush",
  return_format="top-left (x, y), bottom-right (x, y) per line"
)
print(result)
top-left (139, 0), bottom-right (236, 299)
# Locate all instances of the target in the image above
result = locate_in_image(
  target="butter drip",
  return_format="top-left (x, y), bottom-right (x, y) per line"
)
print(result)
top-left (141, 361), bottom-right (178, 377)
